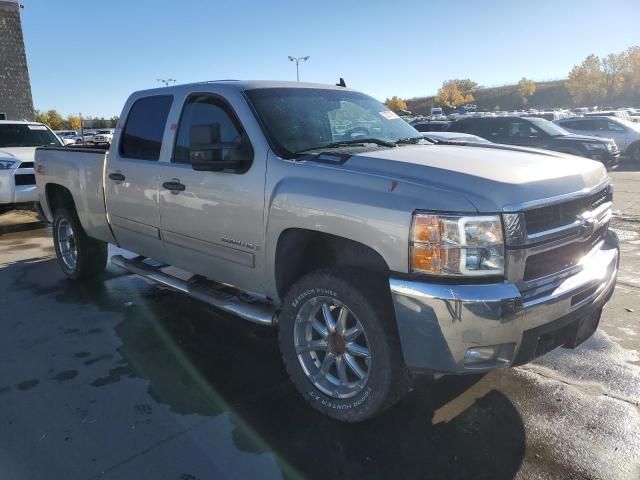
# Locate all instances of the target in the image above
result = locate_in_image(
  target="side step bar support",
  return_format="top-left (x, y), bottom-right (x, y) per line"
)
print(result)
top-left (111, 255), bottom-right (276, 326)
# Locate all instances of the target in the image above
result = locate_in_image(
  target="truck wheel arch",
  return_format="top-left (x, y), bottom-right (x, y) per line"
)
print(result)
top-left (45, 184), bottom-right (77, 219)
top-left (274, 228), bottom-right (390, 301)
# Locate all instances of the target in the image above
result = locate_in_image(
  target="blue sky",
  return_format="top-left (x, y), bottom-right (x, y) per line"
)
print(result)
top-left (20, 0), bottom-right (640, 117)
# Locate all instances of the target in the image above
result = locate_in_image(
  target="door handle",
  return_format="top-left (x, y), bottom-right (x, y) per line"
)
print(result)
top-left (108, 172), bottom-right (125, 181)
top-left (162, 181), bottom-right (186, 192)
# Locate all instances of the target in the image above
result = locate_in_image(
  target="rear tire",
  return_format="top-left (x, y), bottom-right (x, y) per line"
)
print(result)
top-left (278, 269), bottom-right (411, 422)
top-left (52, 208), bottom-right (107, 280)
top-left (628, 142), bottom-right (640, 162)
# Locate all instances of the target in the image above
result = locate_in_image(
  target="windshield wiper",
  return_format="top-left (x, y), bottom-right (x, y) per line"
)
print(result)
top-left (396, 136), bottom-right (432, 145)
top-left (295, 138), bottom-right (397, 155)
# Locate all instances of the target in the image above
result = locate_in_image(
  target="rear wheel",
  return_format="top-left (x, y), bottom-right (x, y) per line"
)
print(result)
top-left (52, 208), bottom-right (107, 280)
top-left (628, 142), bottom-right (640, 162)
top-left (278, 269), bottom-right (411, 422)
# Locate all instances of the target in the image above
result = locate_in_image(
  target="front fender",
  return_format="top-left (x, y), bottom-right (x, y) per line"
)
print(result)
top-left (263, 157), bottom-right (477, 300)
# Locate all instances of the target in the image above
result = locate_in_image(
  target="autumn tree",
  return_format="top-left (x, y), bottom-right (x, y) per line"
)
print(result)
top-left (566, 55), bottom-right (607, 105)
top-left (35, 109), bottom-right (66, 130)
top-left (517, 77), bottom-right (536, 105)
top-left (435, 80), bottom-right (475, 107)
top-left (622, 46), bottom-right (640, 94)
top-left (454, 79), bottom-right (478, 93)
top-left (385, 96), bottom-right (408, 111)
top-left (66, 115), bottom-right (82, 130)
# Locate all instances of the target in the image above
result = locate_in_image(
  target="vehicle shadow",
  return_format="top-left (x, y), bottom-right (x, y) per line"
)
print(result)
top-left (11, 258), bottom-right (526, 480)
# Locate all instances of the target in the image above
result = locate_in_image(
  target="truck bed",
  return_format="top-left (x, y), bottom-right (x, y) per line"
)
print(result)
top-left (35, 146), bottom-right (116, 244)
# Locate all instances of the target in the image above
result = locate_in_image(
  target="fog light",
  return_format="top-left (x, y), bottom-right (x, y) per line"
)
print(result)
top-left (464, 346), bottom-right (498, 365)
top-left (464, 343), bottom-right (516, 368)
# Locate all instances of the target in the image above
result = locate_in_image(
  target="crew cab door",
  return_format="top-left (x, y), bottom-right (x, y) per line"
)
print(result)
top-left (105, 94), bottom-right (173, 259)
top-left (157, 91), bottom-right (267, 294)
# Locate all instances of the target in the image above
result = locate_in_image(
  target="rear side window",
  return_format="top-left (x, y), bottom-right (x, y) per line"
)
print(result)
top-left (120, 95), bottom-right (173, 160)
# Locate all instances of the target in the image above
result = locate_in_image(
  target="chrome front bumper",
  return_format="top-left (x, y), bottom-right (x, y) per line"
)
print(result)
top-left (389, 230), bottom-right (619, 373)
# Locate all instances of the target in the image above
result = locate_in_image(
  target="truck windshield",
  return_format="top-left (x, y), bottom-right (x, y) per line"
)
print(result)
top-left (245, 88), bottom-right (421, 158)
top-left (0, 124), bottom-right (61, 147)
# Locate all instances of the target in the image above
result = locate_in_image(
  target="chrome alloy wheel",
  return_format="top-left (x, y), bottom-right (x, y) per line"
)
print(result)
top-left (57, 218), bottom-right (78, 271)
top-left (294, 296), bottom-right (371, 399)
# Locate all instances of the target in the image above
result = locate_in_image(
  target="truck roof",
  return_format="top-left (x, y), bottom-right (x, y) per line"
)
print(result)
top-left (0, 120), bottom-right (45, 125)
top-left (131, 80), bottom-right (355, 98)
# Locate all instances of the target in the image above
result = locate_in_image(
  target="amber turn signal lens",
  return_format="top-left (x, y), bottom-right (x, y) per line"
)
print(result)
top-left (411, 244), bottom-right (443, 274)
top-left (413, 215), bottom-right (442, 243)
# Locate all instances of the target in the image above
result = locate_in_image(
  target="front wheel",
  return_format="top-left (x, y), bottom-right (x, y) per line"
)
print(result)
top-left (52, 208), bottom-right (108, 280)
top-left (278, 269), bottom-right (411, 422)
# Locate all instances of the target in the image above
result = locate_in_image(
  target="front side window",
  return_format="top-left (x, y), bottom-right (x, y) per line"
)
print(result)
top-left (173, 94), bottom-right (252, 167)
top-left (0, 124), bottom-right (61, 147)
top-left (507, 120), bottom-right (540, 138)
top-left (120, 95), bottom-right (173, 160)
top-left (245, 88), bottom-right (420, 158)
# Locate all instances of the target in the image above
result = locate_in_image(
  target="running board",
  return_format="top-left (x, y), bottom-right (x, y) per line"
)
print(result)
top-left (111, 255), bottom-right (276, 326)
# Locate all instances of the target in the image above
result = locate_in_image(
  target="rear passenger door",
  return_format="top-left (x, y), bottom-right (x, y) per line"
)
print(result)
top-left (105, 94), bottom-right (173, 260)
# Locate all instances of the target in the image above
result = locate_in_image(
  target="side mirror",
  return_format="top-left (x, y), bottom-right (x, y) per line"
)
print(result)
top-left (188, 123), bottom-right (253, 173)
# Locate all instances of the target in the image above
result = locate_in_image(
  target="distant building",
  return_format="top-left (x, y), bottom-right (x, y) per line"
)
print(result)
top-left (0, 0), bottom-right (35, 121)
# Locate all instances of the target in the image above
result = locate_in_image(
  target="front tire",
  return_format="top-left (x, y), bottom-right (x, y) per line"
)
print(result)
top-left (52, 208), bottom-right (107, 280)
top-left (278, 269), bottom-right (411, 422)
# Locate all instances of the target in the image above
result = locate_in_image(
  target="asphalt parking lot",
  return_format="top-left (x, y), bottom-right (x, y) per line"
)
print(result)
top-left (1, 167), bottom-right (639, 480)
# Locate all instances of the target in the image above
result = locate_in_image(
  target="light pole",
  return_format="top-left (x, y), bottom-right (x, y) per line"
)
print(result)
top-left (157, 78), bottom-right (176, 87)
top-left (288, 56), bottom-right (310, 81)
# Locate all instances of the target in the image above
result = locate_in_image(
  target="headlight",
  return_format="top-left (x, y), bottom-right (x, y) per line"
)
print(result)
top-left (582, 142), bottom-right (606, 151)
top-left (411, 213), bottom-right (504, 276)
top-left (0, 159), bottom-right (17, 170)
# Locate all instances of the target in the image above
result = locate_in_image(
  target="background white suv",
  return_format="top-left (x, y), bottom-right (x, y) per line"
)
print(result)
top-left (555, 116), bottom-right (640, 161)
top-left (0, 121), bottom-right (62, 212)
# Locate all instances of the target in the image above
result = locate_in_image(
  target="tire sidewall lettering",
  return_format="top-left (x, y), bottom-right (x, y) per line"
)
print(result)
top-left (306, 387), bottom-right (372, 411)
top-left (291, 287), bottom-right (338, 309)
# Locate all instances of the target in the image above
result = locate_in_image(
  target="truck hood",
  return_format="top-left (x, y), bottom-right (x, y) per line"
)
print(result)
top-left (341, 144), bottom-right (608, 212)
top-left (0, 147), bottom-right (37, 165)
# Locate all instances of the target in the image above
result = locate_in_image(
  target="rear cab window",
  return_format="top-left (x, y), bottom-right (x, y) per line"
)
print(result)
top-left (119, 95), bottom-right (173, 160)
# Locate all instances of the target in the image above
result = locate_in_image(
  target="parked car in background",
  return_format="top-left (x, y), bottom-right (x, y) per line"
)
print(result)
top-left (77, 131), bottom-right (96, 144)
top-left (34, 80), bottom-right (619, 422)
top-left (411, 120), bottom-right (451, 132)
top-left (555, 116), bottom-right (640, 161)
top-left (53, 131), bottom-right (78, 146)
top-left (584, 110), bottom-right (632, 121)
top-left (92, 129), bottom-right (115, 145)
top-left (0, 120), bottom-right (62, 212)
top-left (448, 116), bottom-right (620, 169)
top-left (430, 107), bottom-right (443, 118)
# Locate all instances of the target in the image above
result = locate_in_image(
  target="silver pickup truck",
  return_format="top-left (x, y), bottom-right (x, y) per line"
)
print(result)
top-left (35, 81), bottom-right (619, 422)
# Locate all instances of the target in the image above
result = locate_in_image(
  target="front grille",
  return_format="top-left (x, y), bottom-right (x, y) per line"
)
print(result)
top-left (18, 162), bottom-right (34, 169)
top-left (15, 174), bottom-right (36, 186)
top-left (525, 187), bottom-right (611, 235)
top-left (524, 227), bottom-right (606, 280)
